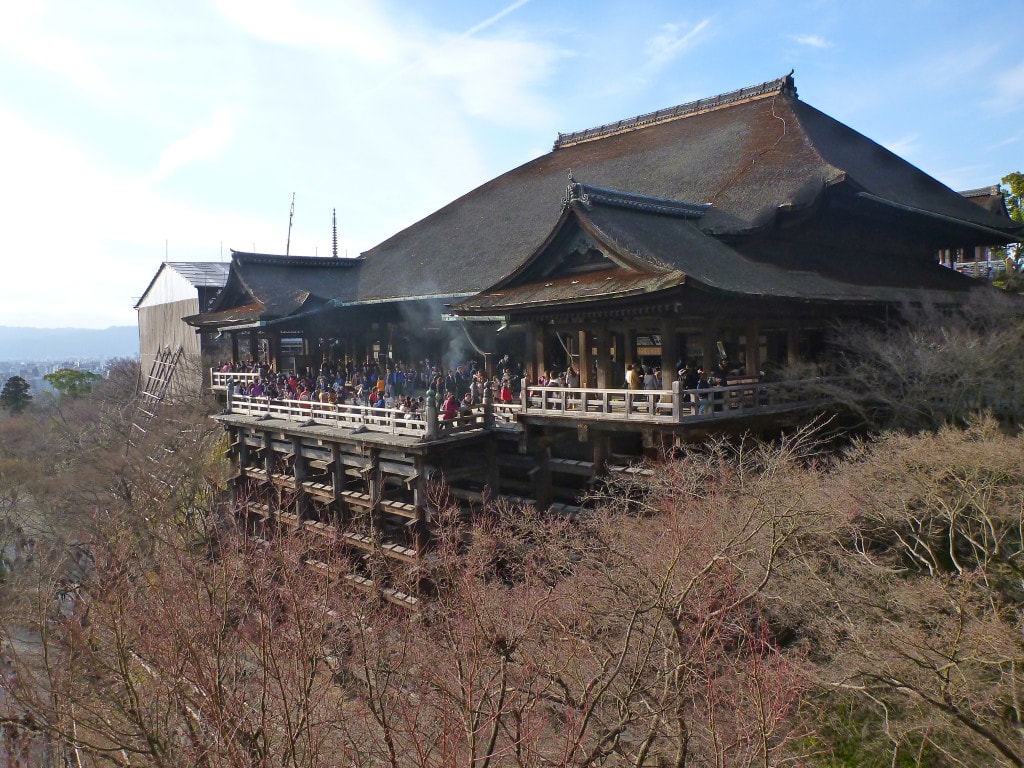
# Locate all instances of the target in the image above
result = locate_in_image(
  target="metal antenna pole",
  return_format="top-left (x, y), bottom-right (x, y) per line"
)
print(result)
top-left (286, 192), bottom-right (295, 255)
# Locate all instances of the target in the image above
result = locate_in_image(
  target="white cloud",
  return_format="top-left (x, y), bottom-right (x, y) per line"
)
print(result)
top-left (211, 0), bottom-right (399, 62)
top-left (791, 34), bottom-right (831, 48)
top-left (643, 19), bottom-right (712, 72)
top-left (214, 0), bottom-right (558, 131)
top-left (0, 107), bottom-right (279, 327)
top-left (462, 0), bottom-right (532, 37)
top-left (0, 3), bottom-right (113, 97)
top-left (991, 60), bottom-right (1024, 110)
top-left (417, 36), bottom-right (561, 126)
top-left (882, 133), bottom-right (921, 159)
top-left (151, 109), bottom-right (238, 182)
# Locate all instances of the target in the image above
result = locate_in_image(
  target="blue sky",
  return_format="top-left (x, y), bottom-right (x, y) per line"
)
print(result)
top-left (1, 0), bottom-right (1021, 328)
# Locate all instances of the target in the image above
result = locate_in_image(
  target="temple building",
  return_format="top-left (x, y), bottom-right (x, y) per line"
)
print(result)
top-left (166, 73), bottom-right (1022, 604)
top-left (186, 73), bottom-right (1020, 382)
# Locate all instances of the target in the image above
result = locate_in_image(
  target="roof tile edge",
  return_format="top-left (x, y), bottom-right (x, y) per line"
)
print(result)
top-left (553, 71), bottom-right (797, 151)
top-left (958, 185), bottom-right (1002, 198)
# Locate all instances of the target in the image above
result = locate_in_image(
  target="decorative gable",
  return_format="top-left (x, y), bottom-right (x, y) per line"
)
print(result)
top-left (514, 226), bottom-right (626, 286)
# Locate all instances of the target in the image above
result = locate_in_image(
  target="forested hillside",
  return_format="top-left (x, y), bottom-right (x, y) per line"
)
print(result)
top-left (0, 303), bottom-right (1022, 767)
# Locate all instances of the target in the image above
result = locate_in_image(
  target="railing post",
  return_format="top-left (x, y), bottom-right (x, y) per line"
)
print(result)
top-left (483, 379), bottom-right (494, 427)
top-left (425, 388), bottom-right (439, 440)
top-left (672, 381), bottom-right (682, 422)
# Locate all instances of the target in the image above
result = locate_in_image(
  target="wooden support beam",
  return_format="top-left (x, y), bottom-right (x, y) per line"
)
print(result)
top-left (660, 319), bottom-right (679, 382)
top-left (578, 329), bottom-right (593, 388)
top-left (596, 325), bottom-right (612, 389)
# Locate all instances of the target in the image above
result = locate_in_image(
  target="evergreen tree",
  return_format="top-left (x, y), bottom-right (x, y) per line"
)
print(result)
top-left (0, 376), bottom-right (32, 414)
top-left (1001, 171), bottom-right (1024, 223)
top-left (43, 368), bottom-right (103, 399)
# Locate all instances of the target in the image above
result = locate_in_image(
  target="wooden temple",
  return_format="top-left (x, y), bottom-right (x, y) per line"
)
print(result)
top-left (180, 72), bottom-right (1022, 603)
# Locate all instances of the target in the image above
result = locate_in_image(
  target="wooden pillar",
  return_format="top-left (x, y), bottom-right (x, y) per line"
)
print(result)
top-left (701, 322), bottom-right (717, 370)
top-left (231, 333), bottom-right (240, 365)
top-left (262, 431), bottom-right (273, 476)
top-left (366, 449), bottom-right (381, 502)
top-left (412, 457), bottom-right (430, 555)
top-left (292, 438), bottom-right (309, 522)
top-left (745, 321), bottom-right (759, 377)
top-left (623, 328), bottom-right (637, 370)
top-left (595, 326), bottom-right (612, 389)
top-left (235, 426), bottom-right (247, 475)
top-left (525, 321), bottom-right (547, 384)
top-left (248, 330), bottom-right (259, 363)
top-left (592, 431), bottom-right (611, 476)
top-left (231, 427), bottom-right (245, 510)
top-left (365, 449), bottom-right (382, 546)
top-left (578, 330), bottom-right (593, 388)
top-left (786, 320), bottom-right (800, 366)
top-left (660, 319), bottom-right (678, 383)
top-left (532, 446), bottom-right (552, 509)
top-left (485, 439), bottom-right (500, 496)
top-left (268, 331), bottom-right (282, 374)
top-left (331, 444), bottom-right (345, 523)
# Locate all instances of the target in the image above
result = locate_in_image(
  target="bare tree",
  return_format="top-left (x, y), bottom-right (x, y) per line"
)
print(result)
top-left (793, 292), bottom-right (1024, 430)
top-left (788, 418), bottom-right (1024, 767)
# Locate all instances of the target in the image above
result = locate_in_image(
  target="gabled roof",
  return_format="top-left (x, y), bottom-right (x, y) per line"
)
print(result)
top-left (134, 261), bottom-right (230, 309)
top-left (185, 252), bottom-right (361, 328)
top-left (185, 73), bottom-right (1019, 331)
top-left (357, 72), bottom-right (1021, 305)
top-left (959, 185), bottom-right (1012, 219)
top-left (456, 184), bottom-right (984, 314)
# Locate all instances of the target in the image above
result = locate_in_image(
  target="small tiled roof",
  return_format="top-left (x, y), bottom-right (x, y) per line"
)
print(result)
top-left (185, 253), bottom-right (361, 327)
top-left (168, 261), bottom-right (231, 287)
top-left (959, 185), bottom-right (1011, 219)
top-left (134, 261), bottom-right (230, 309)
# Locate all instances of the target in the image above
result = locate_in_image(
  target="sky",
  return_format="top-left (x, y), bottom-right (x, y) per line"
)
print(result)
top-left (1, 0), bottom-right (1022, 329)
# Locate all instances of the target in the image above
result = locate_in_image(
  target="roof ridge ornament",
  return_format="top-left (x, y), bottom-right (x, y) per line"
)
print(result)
top-left (561, 170), bottom-right (591, 209)
top-left (553, 71), bottom-right (798, 150)
top-left (561, 173), bottom-right (710, 218)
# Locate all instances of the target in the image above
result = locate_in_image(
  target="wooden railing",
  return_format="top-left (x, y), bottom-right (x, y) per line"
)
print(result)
top-left (519, 380), bottom-right (790, 422)
top-left (952, 260), bottom-right (1007, 279)
top-left (227, 394), bottom-right (489, 439)
top-left (211, 370), bottom-right (260, 390)
top-left (222, 379), bottom-right (814, 438)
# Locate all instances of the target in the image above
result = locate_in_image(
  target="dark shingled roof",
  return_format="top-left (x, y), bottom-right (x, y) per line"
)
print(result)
top-left (185, 252), bottom-right (361, 327)
top-left (960, 185), bottom-right (1012, 218)
top-left (456, 197), bottom-right (983, 313)
top-left (355, 72), bottom-right (1020, 305)
top-left (184, 73), bottom-right (1019, 332)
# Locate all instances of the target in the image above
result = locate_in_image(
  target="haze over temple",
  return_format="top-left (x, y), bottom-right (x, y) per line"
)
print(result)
top-left (135, 73), bottom-right (1022, 602)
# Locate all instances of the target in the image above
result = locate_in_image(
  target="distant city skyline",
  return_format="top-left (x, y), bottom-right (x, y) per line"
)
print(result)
top-left (0, 325), bottom-right (137, 361)
top-left (2, 1), bottom-right (1021, 328)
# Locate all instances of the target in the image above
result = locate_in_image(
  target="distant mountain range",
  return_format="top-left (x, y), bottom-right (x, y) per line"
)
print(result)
top-left (0, 326), bottom-right (138, 362)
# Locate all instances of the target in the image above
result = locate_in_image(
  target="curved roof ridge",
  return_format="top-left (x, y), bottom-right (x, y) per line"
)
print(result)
top-left (229, 250), bottom-right (362, 267)
top-left (553, 71), bottom-right (796, 150)
top-left (562, 175), bottom-right (710, 218)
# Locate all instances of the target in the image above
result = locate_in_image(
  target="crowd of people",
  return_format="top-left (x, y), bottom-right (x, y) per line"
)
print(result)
top-left (217, 354), bottom-right (746, 418)
top-left (217, 355), bottom-right (527, 420)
